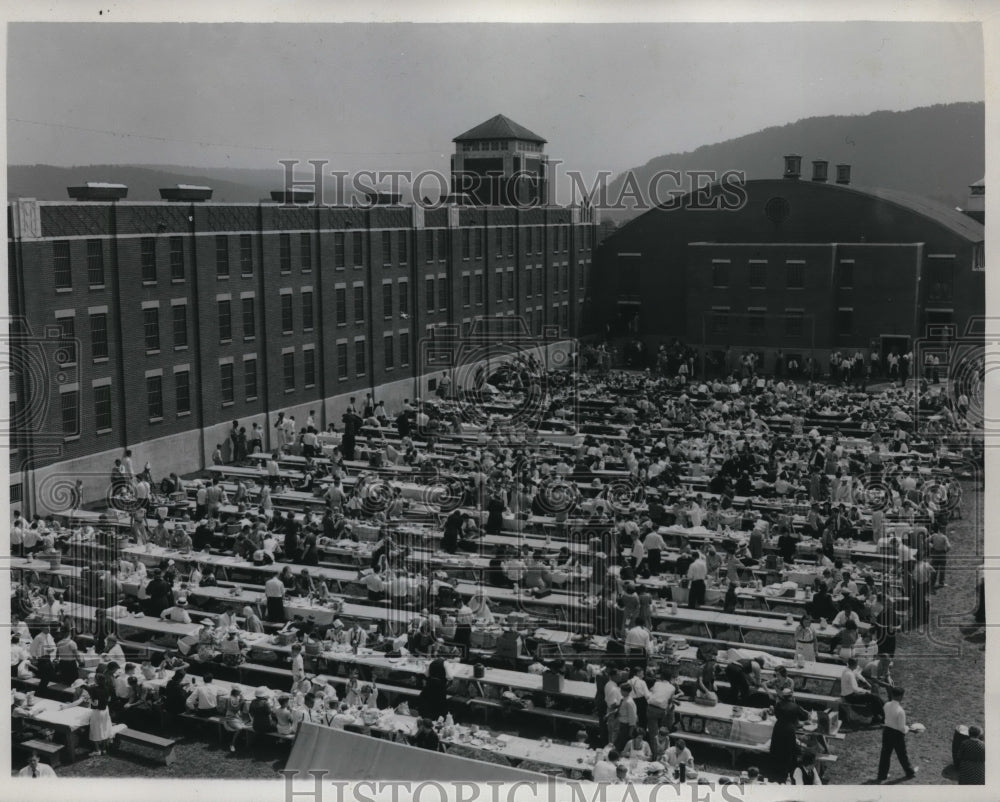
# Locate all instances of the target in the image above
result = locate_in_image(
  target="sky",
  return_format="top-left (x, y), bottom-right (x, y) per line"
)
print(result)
top-left (6, 21), bottom-right (985, 184)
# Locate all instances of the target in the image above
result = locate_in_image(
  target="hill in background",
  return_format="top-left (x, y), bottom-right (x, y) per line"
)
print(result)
top-left (8, 102), bottom-right (984, 218)
top-left (600, 101), bottom-right (983, 223)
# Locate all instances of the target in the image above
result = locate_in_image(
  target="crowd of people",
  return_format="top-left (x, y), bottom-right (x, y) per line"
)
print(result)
top-left (11, 349), bottom-right (985, 784)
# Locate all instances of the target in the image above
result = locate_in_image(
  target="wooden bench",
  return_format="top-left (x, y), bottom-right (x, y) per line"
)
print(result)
top-left (15, 738), bottom-right (63, 768)
top-left (669, 729), bottom-right (839, 773)
top-left (467, 697), bottom-right (599, 730)
top-left (13, 678), bottom-right (76, 703)
top-left (114, 728), bottom-right (177, 765)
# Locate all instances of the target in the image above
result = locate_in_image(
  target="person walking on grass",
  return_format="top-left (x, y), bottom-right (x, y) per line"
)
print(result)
top-left (876, 686), bottom-right (918, 783)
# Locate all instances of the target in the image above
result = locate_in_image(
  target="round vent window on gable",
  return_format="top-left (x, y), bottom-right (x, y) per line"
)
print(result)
top-left (764, 196), bottom-right (791, 224)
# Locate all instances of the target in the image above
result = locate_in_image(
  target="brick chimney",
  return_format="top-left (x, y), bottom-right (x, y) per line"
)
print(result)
top-left (783, 154), bottom-right (802, 180)
top-left (811, 160), bottom-right (828, 182)
top-left (835, 164), bottom-right (851, 185)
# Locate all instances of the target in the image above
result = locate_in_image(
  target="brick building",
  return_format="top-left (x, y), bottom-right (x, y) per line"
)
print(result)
top-left (8, 117), bottom-right (597, 514)
top-left (587, 157), bottom-right (985, 374)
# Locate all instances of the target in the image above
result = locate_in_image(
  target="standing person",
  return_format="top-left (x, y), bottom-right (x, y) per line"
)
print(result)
top-left (686, 550), bottom-right (707, 609)
top-left (929, 527), bottom-right (951, 589)
top-left (876, 687), bottom-right (918, 782)
top-left (769, 687), bottom-right (809, 782)
top-left (645, 669), bottom-right (677, 750)
top-left (264, 573), bottom-right (286, 622)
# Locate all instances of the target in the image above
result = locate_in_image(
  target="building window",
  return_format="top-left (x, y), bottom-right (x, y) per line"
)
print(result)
top-left (384, 334), bottom-right (394, 370)
top-left (90, 313), bottom-right (108, 360)
top-left (462, 274), bottom-right (471, 307)
top-left (398, 281), bottom-right (409, 317)
top-left (141, 237), bottom-right (157, 283)
top-left (334, 232), bottom-right (345, 268)
top-left (495, 228), bottom-right (503, 257)
top-left (786, 263), bottom-right (804, 289)
top-left (837, 308), bottom-right (854, 336)
top-left (526, 226), bottom-right (534, 255)
top-left (282, 352), bottom-right (295, 392)
top-left (61, 389), bottom-right (79, 437)
top-left (712, 263), bottom-right (729, 288)
top-left (475, 273), bottom-right (484, 306)
top-left (143, 307), bottom-right (160, 352)
top-left (169, 237), bottom-right (184, 280)
top-left (217, 362), bottom-right (233, 404)
top-left (398, 232), bottom-right (408, 263)
top-left (926, 259), bottom-right (954, 303)
top-left (57, 316), bottom-right (77, 366)
top-left (300, 232), bottom-right (312, 272)
top-left (383, 283), bottom-right (393, 319)
top-left (279, 233), bottom-right (291, 274)
top-left (508, 228), bottom-right (516, 257)
top-left (785, 310), bottom-right (803, 338)
top-left (462, 229), bottom-right (471, 260)
top-left (337, 342), bottom-right (348, 379)
top-left (507, 270), bottom-right (515, 301)
top-left (711, 308), bottom-right (730, 337)
top-left (335, 287), bottom-right (346, 324)
top-left (353, 286), bottom-right (365, 323)
top-left (303, 349), bottom-right (316, 388)
top-left (147, 375), bottom-right (163, 420)
top-left (239, 234), bottom-right (253, 276)
top-left (216, 235), bottom-right (230, 278)
top-left (748, 308), bottom-right (766, 336)
top-left (749, 263), bottom-right (766, 288)
top-left (175, 371), bottom-right (191, 415)
top-left (355, 339), bottom-right (367, 376)
top-left (425, 231), bottom-right (434, 263)
top-left (437, 230), bottom-right (446, 261)
top-left (94, 384), bottom-right (112, 431)
top-left (474, 229), bottom-right (483, 259)
top-left (438, 277), bottom-right (448, 311)
top-left (382, 231), bottom-right (393, 265)
top-left (399, 332), bottom-right (410, 366)
top-left (536, 226), bottom-right (543, 254)
top-left (244, 358), bottom-right (258, 400)
top-left (352, 231), bottom-right (363, 266)
top-left (838, 262), bottom-right (853, 289)
top-left (86, 240), bottom-right (105, 286)
top-left (172, 304), bottom-right (188, 349)
top-left (525, 268), bottom-right (533, 298)
top-left (425, 277), bottom-right (435, 311)
top-left (218, 299), bottom-right (232, 342)
top-left (495, 270), bottom-right (504, 300)
top-left (302, 291), bottom-right (314, 331)
top-left (242, 297), bottom-right (255, 340)
top-left (281, 294), bottom-right (294, 333)
top-left (54, 241), bottom-right (71, 290)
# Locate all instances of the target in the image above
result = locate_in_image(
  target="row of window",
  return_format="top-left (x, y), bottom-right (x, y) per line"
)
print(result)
top-left (711, 261), bottom-right (855, 290)
top-left (708, 308), bottom-right (853, 337)
top-left (50, 226), bottom-right (592, 291)
top-left (458, 140), bottom-right (544, 153)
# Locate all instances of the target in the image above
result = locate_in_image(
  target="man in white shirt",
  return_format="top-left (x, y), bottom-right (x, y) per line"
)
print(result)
top-left (264, 574), bottom-right (286, 622)
top-left (876, 686), bottom-right (917, 782)
top-left (840, 657), bottom-right (884, 722)
top-left (161, 597), bottom-right (192, 624)
top-left (18, 753), bottom-right (57, 778)
top-left (102, 635), bottom-right (126, 664)
top-left (645, 670), bottom-right (677, 740)
top-left (592, 750), bottom-right (620, 783)
top-left (663, 737), bottom-right (693, 768)
top-left (187, 674), bottom-right (221, 716)
top-left (686, 551), bottom-right (708, 609)
top-left (642, 527), bottom-right (667, 575)
top-left (624, 624), bottom-right (652, 656)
